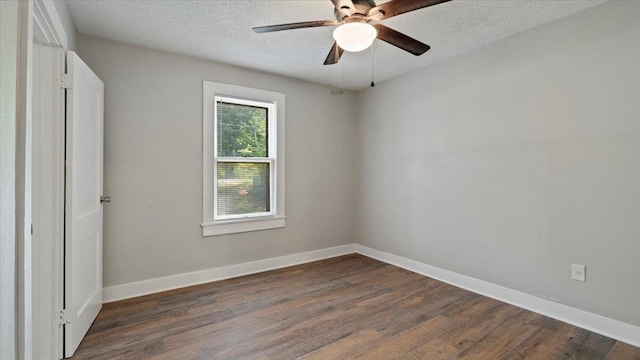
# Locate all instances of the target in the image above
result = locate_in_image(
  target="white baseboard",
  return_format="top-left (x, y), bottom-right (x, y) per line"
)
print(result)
top-left (355, 244), bottom-right (640, 348)
top-left (103, 244), bottom-right (356, 303)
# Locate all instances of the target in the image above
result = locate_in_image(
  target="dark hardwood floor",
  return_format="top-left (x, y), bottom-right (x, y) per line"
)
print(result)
top-left (70, 254), bottom-right (640, 359)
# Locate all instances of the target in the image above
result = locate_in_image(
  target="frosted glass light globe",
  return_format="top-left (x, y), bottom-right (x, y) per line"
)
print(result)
top-left (333, 22), bottom-right (377, 52)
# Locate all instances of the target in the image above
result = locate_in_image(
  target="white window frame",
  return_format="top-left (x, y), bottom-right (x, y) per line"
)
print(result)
top-left (214, 95), bottom-right (276, 221)
top-left (202, 81), bottom-right (285, 236)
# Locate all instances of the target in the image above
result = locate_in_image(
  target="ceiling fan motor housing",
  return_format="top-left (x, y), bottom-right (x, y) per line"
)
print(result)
top-left (334, 0), bottom-right (377, 21)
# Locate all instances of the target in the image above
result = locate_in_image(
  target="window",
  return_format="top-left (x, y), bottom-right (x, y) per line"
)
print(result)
top-left (215, 97), bottom-right (274, 219)
top-left (202, 82), bottom-right (285, 236)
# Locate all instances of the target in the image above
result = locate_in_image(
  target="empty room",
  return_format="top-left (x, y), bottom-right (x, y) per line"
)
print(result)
top-left (2, 0), bottom-right (640, 359)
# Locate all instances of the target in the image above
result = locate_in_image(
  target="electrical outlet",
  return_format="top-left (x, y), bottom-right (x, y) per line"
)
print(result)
top-left (572, 264), bottom-right (586, 282)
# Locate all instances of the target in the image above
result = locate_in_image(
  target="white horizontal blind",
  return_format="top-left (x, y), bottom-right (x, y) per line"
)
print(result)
top-left (216, 161), bottom-right (271, 216)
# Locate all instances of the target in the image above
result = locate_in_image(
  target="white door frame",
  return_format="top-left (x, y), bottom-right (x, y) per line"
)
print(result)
top-left (32, 44), bottom-right (65, 360)
top-left (1, 2), bottom-right (28, 359)
top-left (33, 0), bottom-right (68, 50)
top-left (31, 1), bottom-right (69, 359)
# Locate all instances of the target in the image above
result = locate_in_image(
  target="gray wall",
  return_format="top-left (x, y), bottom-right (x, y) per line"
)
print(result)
top-left (1, 2), bottom-right (19, 358)
top-left (76, 35), bottom-right (357, 287)
top-left (356, 1), bottom-right (640, 327)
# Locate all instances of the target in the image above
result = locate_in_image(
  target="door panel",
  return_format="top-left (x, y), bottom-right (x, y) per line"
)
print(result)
top-left (64, 51), bottom-right (104, 358)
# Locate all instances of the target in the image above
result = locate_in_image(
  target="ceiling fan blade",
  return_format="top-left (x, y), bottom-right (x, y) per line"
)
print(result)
top-left (373, 24), bottom-right (430, 56)
top-left (368, 0), bottom-right (451, 20)
top-left (324, 42), bottom-right (345, 65)
top-left (253, 20), bottom-right (338, 33)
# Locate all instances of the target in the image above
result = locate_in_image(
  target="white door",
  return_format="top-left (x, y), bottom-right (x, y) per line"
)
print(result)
top-left (64, 51), bottom-right (104, 357)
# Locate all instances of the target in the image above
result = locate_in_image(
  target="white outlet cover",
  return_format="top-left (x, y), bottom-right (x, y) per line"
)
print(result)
top-left (572, 264), bottom-right (586, 282)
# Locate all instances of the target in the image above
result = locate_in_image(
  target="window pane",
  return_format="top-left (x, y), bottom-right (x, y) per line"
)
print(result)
top-left (217, 101), bottom-right (268, 157)
top-left (217, 162), bottom-right (270, 216)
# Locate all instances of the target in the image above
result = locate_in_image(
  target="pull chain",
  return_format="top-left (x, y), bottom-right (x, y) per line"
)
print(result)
top-left (370, 43), bottom-right (375, 87)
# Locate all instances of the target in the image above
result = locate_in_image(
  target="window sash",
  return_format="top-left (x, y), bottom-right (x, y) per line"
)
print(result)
top-left (215, 95), bottom-right (277, 159)
top-left (213, 158), bottom-right (275, 220)
top-left (213, 96), bottom-right (277, 221)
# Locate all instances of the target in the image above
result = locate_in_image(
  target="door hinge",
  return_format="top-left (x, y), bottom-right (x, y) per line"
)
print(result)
top-left (59, 309), bottom-right (71, 326)
top-left (59, 74), bottom-right (72, 89)
top-left (30, 224), bottom-right (33, 235)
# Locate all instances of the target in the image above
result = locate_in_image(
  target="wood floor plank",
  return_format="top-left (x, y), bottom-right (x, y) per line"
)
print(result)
top-left (410, 338), bottom-right (461, 360)
top-left (297, 329), bottom-right (383, 360)
top-left (353, 315), bottom-right (455, 360)
top-left (606, 341), bottom-right (640, 360)
top-left (438, 301), bottom-right (522, 351)
top-left (69, 254), bottom-right (640, 359)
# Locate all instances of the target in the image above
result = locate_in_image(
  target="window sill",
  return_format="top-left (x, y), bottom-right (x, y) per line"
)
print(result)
top-left (201, 216), bottom-right (286, 237)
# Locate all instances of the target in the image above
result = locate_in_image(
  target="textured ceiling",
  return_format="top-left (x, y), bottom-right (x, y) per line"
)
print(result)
top-left (66, 0), bottom-right (608, 90)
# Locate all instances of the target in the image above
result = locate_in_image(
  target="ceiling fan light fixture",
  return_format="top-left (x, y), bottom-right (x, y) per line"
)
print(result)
top-left (333, 22), bottom-right (377, 52)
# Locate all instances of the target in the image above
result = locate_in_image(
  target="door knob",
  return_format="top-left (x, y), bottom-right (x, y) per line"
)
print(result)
top-left (100, 196), bottom-right (110, 203)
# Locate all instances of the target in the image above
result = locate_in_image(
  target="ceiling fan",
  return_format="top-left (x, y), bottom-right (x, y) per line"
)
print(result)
top-left (253, 0), bottom-right (452, 65)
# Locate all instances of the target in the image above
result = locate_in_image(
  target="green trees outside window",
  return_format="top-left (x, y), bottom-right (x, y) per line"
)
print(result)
top-left (217, 102), bottom-right (268, 157)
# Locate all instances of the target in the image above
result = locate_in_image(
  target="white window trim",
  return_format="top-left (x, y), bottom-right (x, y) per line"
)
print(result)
top-left (202, 81), bottom-right (285, 236)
